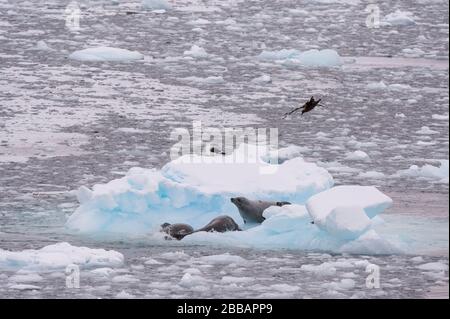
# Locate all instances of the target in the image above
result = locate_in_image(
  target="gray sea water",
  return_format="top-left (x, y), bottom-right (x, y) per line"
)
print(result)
top-left (0, 0), bottom-right (448, 298)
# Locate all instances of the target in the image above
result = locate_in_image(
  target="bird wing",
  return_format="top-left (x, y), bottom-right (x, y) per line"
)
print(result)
top-left (282, 107), bottom-right (302, 118)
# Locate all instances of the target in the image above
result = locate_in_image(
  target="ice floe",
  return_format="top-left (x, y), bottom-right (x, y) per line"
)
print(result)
top-left (258, 48), bottom-right (342, 67)
top-left (183, 45), bottom-right (209, 58)
top-left (396, 160), bottom-right (449, 183)
top-left (345, 150), bottom-right (370, 161)
top-left (383, 10), bottom-right (416, 26)
top-left (251, 74), bottom-right (272, 84)
top-left (0, 242), bottom-right (124, 271)
top-left (181, 76), bottom-right (225, 85)
top-left (69, 46), bottom-right (144, 62)
top-left (142, 0), bottom-right (171, 10)
top-left (416, 126), bottom-right (439, 135)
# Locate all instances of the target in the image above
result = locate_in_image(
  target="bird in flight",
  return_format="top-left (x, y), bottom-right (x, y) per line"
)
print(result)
top-left (282, 96), bottom-right (322, 119)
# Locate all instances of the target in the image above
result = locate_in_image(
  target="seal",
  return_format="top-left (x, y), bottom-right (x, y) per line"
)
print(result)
top-left (160, 222), bottom-right (194, 240)
top-left (194, 215), bottom-right (241, 233)
top-left (230, 197), bottom-right (291, 224)
top-left (160, 215), bottom-right (241, 240)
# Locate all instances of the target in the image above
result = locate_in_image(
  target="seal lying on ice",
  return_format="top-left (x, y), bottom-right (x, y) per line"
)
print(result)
top-left (230, 197), bottom-right (291, 224)
top-left (160, 223), bottom-right (194, 240)
top-left (161, 215), bottom-right (241, 240)
top-left (195, 215), bottom-right (241, 233)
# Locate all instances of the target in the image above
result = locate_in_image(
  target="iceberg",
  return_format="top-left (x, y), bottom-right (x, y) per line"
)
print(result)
top-left (66, 144), bottom-right (404, 254)
top-left (69, 46), bottom-right (144, 62)
top-left (0, 242), bottom-right (124, 271)
top-left (258, 48), bottom-right (342, 67)
top-left (66, 144), bottom-right (333, 234)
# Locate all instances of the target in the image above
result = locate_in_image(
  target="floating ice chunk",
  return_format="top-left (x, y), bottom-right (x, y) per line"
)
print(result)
top-left (159, 251), bottom-right (191, 260)
top-left (69, 46), bottom-right (144, 62)
top-left (142, 0), bottom-right (171, 10)
top-left (383, 10), bottom-right (416, 26)
top-left (416, 126), bottom-right (439, 135)
top-left (216, 18), bottom-right (237, 25)
top-left (402, 48), bottom-right (425, 57)
top-left (322, 278), bottom-right (356, 290)
top-left (416, 262), bottom-right (448, 271)
top-left (366, 81), bottom-right (387, 90)
top-left (300, 262), bottom-right (337, 276)
top-left (270, 283), bottom-right (300, 292)
top-left (112, 274), bottom-right (139, 283)
top-left (221, 276), bottom-right (254, 284)
top-left (251, 74), bottom-right (272, 83)
top-left (288, 9), bottom-right (308, 15)
top-left (306, 185), bottom-right (393, 225)
top-left (183, 268), bottom-right (202, 275)
top-left (345, 150), bottom-right (370, 161)
top-left (188, 18), bottom-right (211, 25)
top-left (410, 256), bottom-right (425, 263)
top-left (182, 76), bottom-right (224, 84)
top-left (308, 0), bottom-right (360, 4)
top-left (432, 114), bottom-right (449, 121)
top-left (116, 290), bottom-right (135, 299)
top-left (144, 258), bottom-right (162, 265)
top-left (395, 113), bottom-right (406, 118)
top-left (90, 267), bottom-right (115, 277)
top-left (197, 254), bottom-right (247, 265)
top-left (8, 284), bottom-right (41, 290)
top-left (258, 49), bottom-right (298, 61)
top-left (179, 273), bottom-right (207, 287)
top-left (322, 206), bottom-right (372, 240)
top-left (35, 40), bottom-right (55, 51)
top-left (358, 171), bottom-right (386, 179)
top-left (396, 160), bottom-right (448, 183)
top-left (183, 45), bottom-right (209, 58)
top-left (9, 272), bottom-right (43, 283)
top-left (258, 48), bottom-right (342, 67)
top-left (388, 83), bottom-right (412, 91)
top-left (0, 242), bottom-right (124, 271)
top-left (366, 81), bottom-right (412, 91)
